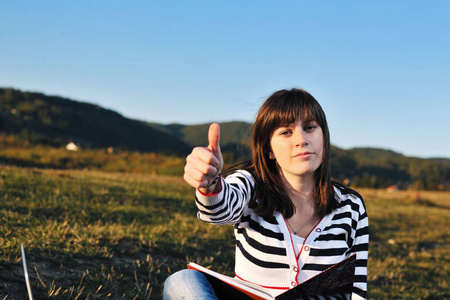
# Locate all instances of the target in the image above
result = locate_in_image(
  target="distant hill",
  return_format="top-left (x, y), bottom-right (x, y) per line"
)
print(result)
top-left (1, 87), bottom-right (449, 190)
top-left (332, 147), bottom-right (450, 190)
top-left (0, 88), bottom-right (191, 154)
top-left (148, 121), bottom-right (252, 159)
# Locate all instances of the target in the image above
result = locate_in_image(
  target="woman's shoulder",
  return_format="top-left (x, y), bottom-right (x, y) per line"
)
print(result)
top-left (332, 181), bottom-right (367, 214)
top-left (332, 181), bottom-right (363, 200)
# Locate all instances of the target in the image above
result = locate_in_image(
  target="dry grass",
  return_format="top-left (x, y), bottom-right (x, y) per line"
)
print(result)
top-left (0, 167), bottom-right (448, 299)
top-left (360, 188), bottom-right (450, 299)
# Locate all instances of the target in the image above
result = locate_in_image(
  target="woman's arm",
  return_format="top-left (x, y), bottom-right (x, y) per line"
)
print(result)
top-left (183, 123), bottom-right (254, 225)
top-left (195, 170), bottom-right (254, 225)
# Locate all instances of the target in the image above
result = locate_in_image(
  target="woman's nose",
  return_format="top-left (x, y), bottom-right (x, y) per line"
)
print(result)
top-left (295, 130), bottom-right (308, 147)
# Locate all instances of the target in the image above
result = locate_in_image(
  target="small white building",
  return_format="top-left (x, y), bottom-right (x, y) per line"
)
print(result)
top-left (66, 142), bottom-right (79, 152)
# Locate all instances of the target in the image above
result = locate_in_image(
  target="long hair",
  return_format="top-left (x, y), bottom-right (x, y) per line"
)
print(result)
top-left (247, 88), bottom-right (338, 218)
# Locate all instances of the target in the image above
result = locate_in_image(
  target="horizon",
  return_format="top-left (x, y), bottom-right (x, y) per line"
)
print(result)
top-left (1, 1), bottom-right (449, 158)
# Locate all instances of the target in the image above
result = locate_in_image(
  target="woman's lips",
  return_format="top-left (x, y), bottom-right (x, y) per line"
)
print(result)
top-left (293, 152), bottom-right (313, 158)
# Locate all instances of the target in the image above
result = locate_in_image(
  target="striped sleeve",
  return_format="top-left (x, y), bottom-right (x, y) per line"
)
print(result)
top-left (349, 196), bottom-right (369, 299)
top-left (195, 170), bottom-right (254, 225)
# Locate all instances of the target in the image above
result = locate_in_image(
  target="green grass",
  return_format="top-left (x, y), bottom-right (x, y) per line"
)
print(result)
top-left (0, 167), bottom-right (449, 299)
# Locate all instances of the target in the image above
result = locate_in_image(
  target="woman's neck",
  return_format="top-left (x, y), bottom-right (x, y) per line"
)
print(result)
top-left (280, 172), bottom-right (315, 211)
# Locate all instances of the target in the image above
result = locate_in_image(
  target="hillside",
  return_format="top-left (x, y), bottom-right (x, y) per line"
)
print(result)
top-left (0, 88), bottom-right (191, 154)
top-left (332, 147), bottom-right (450, 190)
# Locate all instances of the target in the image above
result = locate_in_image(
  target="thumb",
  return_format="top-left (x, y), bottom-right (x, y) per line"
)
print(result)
top-left (208, 123), bottom-right (221, 156)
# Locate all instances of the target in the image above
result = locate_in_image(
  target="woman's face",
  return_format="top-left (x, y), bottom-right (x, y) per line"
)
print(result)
top-left (269, 118), bottom-right (324, 182)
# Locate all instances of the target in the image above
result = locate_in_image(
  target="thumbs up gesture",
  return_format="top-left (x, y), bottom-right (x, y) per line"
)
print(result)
top-left (184, 123), bottom-right (224, 192)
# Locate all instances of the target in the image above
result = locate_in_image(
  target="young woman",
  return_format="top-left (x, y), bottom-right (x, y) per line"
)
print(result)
top-left (164, 88), bottom-right (369, 299)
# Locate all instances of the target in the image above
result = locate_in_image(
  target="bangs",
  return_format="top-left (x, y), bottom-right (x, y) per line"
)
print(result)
top-left (267, 90), bottom-right (320, 129)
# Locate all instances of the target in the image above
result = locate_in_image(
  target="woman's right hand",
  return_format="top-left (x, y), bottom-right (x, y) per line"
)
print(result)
top-left (183, 123), bottom-right (223, 193)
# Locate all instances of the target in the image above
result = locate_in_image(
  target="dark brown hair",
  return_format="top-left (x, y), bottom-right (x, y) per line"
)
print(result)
top-left (247, 88), bottom-right (338, 218)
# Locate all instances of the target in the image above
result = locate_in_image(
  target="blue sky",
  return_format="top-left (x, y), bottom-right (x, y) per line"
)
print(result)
top-left (1, 1), bottom-right (449, 158)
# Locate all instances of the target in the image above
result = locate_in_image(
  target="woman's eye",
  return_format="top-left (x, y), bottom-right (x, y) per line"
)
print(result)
top-left (305, 125), bottom-right (316, 132)
top-left (280, 130), bottom-right (292, 136)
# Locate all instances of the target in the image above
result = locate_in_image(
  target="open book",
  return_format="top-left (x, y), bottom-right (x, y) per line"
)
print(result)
top-left (187, 254), bottom-right (355, 300)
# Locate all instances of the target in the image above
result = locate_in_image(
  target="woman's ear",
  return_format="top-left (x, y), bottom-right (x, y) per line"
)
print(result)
top-left (269, 152), bottom-right (275, 160)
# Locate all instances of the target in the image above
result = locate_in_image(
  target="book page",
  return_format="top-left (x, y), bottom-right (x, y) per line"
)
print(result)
top-left (188, 263), bottom-right (273, 300)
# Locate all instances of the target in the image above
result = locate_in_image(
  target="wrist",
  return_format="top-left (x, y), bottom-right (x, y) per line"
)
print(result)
top-left (198, 173), bottom-right (222, 195)
top-left (205, 172), bottom-right (221, 188)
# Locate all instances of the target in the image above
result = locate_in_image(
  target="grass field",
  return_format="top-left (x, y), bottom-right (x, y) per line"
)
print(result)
top-left (0, 166), bottom-right (449, 299)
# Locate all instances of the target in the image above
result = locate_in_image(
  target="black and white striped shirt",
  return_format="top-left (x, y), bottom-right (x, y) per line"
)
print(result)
top-left (196, 170), bottom-right (369, 299)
